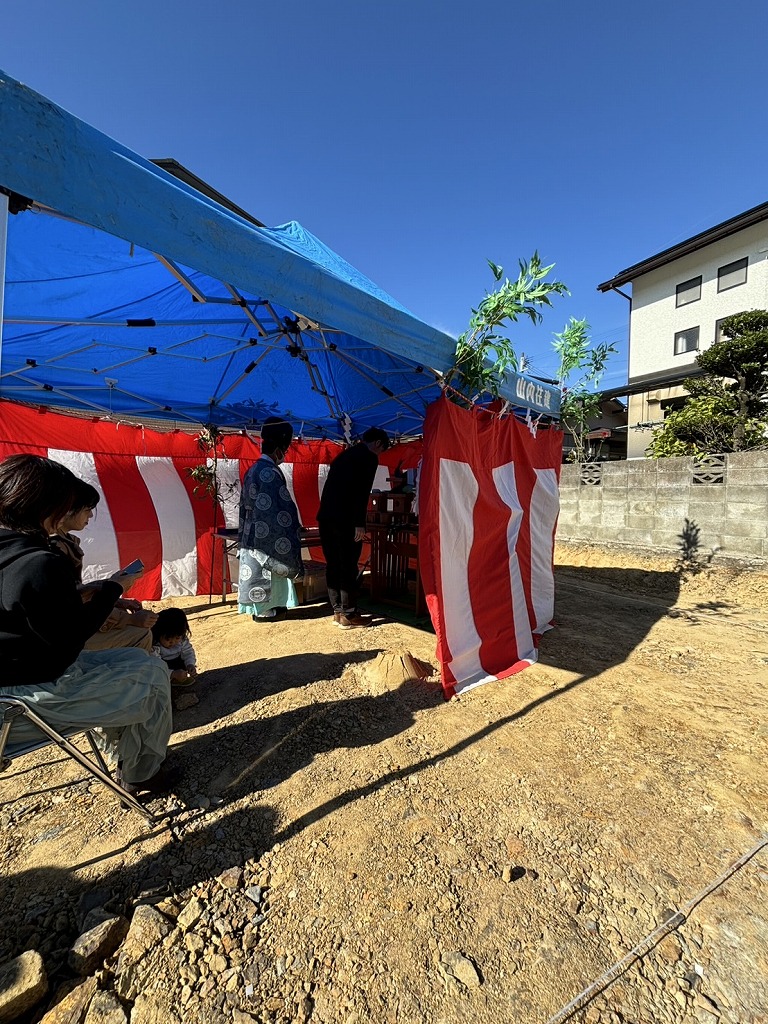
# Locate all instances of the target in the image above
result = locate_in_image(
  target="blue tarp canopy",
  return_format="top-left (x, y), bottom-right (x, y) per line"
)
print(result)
top-left (0, 70), bottom-right (559, 438)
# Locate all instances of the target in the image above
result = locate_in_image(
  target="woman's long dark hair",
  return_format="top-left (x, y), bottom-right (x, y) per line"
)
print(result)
top-left (70, 478), bottom-right (101, 513)
top-left (0, 455), bottom-right (81, 535)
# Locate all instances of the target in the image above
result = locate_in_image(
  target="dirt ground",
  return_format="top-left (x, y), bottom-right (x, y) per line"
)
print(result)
top-left (1, 542), bottom-right (767, 1024)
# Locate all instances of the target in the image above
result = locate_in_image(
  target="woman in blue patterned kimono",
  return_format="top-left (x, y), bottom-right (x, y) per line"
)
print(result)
top-left (237, 418), bottom-right (304, 622)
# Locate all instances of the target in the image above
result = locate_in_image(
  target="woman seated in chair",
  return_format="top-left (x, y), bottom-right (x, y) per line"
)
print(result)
top-left (49, 478), bottom-right (158, 653)
top-left (0, 455), bottom-right (175, 797)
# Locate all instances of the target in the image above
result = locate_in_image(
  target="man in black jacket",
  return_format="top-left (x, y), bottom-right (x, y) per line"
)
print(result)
top-left (317, 427), bottom-right (389, 628)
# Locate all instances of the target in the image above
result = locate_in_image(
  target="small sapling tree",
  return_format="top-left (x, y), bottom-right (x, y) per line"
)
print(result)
top-left (447, 254), bottom-right (568, 402)
top-left (553, 318), bottom-right (617, 463)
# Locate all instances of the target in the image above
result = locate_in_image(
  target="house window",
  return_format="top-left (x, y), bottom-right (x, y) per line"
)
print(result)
top-left (660, 397), bottom-right (687, 418)
top-left (717, 257), bottom-right (748, 292)
top-left (674, 326), bottom-right (699, 355)
top-left (676, 276), bottom-right (701, 306)
top-left (714, 314), bottom-right (741, 344)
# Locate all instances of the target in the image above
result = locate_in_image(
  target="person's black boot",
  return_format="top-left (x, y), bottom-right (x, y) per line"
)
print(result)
top-left (117, 760), bottom-right (183, 798)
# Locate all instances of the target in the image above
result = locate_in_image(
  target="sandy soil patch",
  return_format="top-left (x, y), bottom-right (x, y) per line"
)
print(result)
top-left (1, 544), bottom-right (766, 1023)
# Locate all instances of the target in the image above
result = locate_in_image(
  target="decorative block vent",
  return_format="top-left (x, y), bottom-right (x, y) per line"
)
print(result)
top-left (580, 462), bottom-right (602, 486)
top-left (693, 454), bottom-right (726, 485)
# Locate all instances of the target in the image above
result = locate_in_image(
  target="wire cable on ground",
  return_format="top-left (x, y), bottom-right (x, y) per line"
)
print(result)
top-left (544, 834), bottom-right (768, 1024)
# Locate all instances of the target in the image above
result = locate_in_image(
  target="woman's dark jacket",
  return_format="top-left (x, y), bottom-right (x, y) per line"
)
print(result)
top-left (0, 529), bottom-right (122, 687)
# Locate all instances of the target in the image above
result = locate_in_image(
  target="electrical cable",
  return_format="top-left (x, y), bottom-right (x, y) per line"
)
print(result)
top-left (545, 834), bottom-right (768, 1024)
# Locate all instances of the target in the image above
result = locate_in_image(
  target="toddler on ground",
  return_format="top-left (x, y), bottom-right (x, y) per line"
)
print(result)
top-left (152, 608), bottom-right (198, 687)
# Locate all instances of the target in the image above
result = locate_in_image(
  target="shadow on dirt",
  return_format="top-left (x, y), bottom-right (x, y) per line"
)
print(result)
top-left (176, 649), bottom-right (382, 729)
top-left (0, 802), bottom-right (281, 987)
top-left (170, 598), bottom-right (332, 621)
top-left (263, 567), bottom-right (683, 848)
top-left (691, 600), bottom-right (733, 612)
top-left (1, 567), bottom-right (681, 988)
top-left (545, 565), bottom-right (680, 675)
top-left (0, 676), bottom-right (445, 983)
top-left (178, 675), bottom-right (444, 800)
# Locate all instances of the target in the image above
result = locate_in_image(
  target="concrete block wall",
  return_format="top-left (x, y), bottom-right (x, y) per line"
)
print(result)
top-left (557, 451), bottom-right (768, 561)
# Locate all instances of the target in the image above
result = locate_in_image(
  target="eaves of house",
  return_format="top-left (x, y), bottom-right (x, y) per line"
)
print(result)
top-left (597, 200), bottom-right (768, 292)
top-left (600, 365), bottom-right (705, 403)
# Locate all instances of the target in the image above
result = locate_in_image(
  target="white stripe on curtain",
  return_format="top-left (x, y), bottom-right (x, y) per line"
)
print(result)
top-left (529, 468), bottom-right (559, 634)
top-left (493, 461), bottom-right (536, 663)
top-left (136, 456), bottom-right (198, 596)
top-left (439, 458), bottom-right (489, 692)
top-left (213, 457), bottom-right (241, 529)
top-left (48, 447), bottom-right (121, 582)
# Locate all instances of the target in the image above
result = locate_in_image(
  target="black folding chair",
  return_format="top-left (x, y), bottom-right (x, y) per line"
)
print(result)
top-left (0, 696), bottom-right (153, 821)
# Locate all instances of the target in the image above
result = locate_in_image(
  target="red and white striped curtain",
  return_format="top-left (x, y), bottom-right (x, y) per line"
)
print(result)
top-left (0, 397), bottom-right (562, 694)
top-left (418, 397), bottom-right (562, 697)
top-left (0, 402), bottom-right (341, 602)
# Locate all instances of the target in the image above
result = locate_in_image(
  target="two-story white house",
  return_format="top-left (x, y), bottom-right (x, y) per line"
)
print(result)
top-left (598, 201), bottom-right (768, 458)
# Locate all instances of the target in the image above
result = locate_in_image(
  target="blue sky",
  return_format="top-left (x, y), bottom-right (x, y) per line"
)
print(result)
top-left (3, 0), bottom-right (768, 389)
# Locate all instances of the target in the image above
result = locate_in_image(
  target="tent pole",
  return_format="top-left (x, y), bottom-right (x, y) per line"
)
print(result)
top-left (0, 191), bottom-right (7, 381)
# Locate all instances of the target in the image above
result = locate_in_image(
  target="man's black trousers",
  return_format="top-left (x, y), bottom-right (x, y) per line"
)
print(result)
top-left (319, 521), bottom-right (362, 614)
